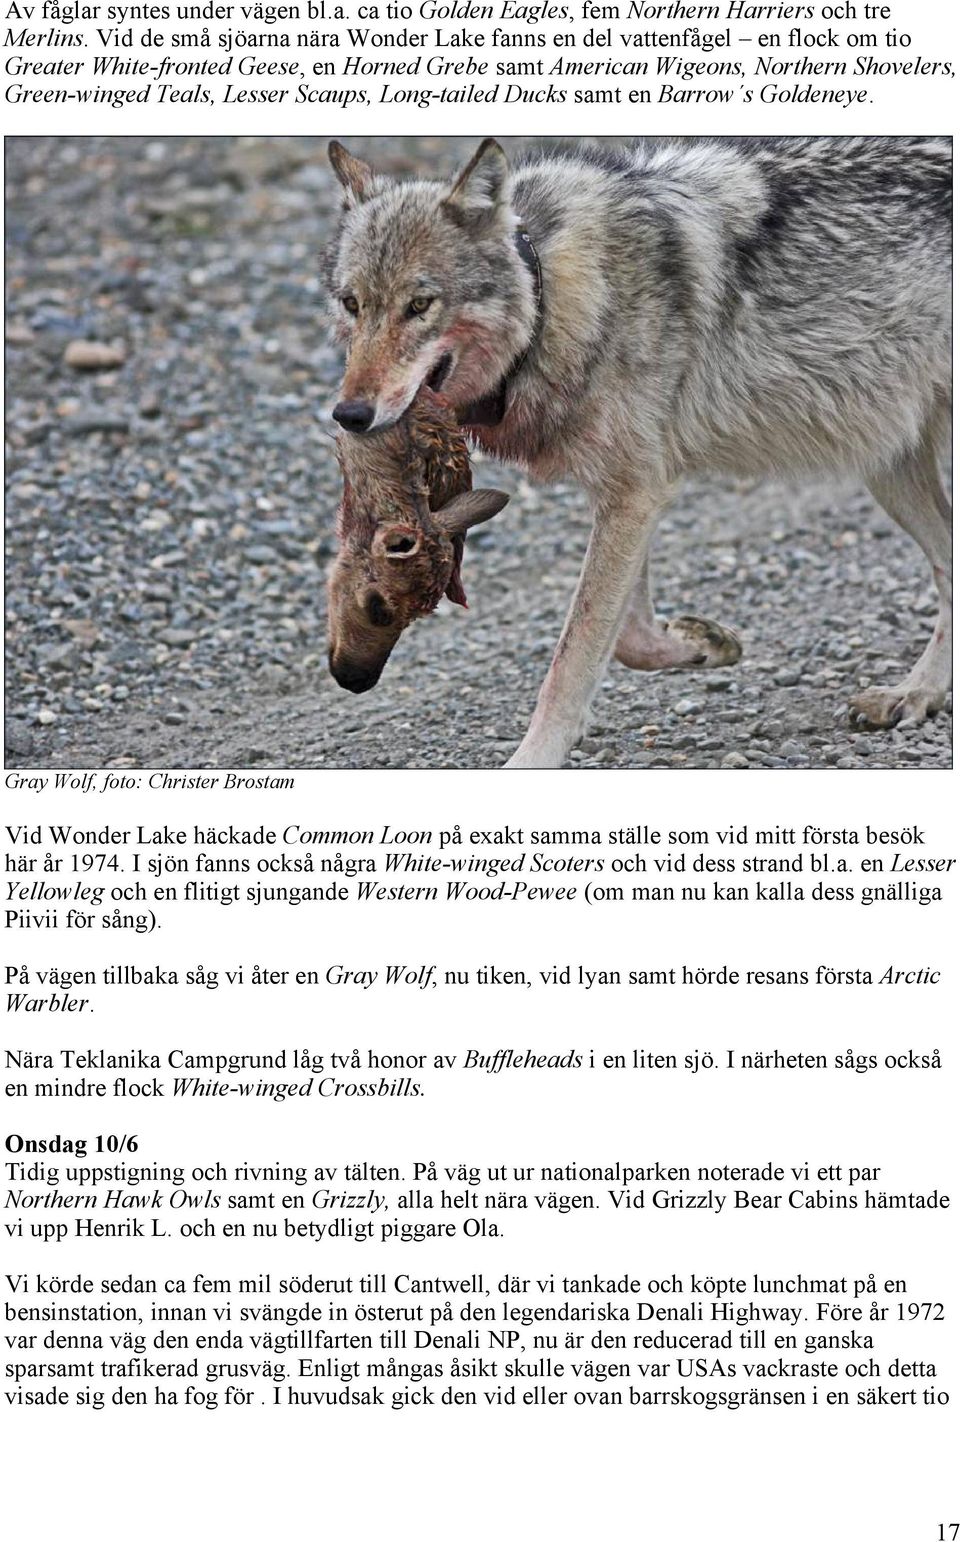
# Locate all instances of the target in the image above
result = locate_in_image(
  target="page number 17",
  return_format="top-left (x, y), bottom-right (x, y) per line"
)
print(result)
top-left (938, 1527), bottom-right (960, 1540)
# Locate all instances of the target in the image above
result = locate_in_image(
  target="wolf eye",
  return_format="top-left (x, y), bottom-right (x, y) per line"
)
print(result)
top-left (342, 294), bottom-right (360, 316)
top-left (406, 296), bottom-right (434, 318)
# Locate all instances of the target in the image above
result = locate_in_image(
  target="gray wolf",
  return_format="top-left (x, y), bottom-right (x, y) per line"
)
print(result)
top-left (326, 136), bottom-right (952, 768)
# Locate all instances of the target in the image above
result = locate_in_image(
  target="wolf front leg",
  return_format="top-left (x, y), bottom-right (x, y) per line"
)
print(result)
top-left (506, 488), bottom-right (668, 769)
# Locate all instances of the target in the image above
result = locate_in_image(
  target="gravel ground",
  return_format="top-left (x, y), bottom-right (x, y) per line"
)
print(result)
top-left (5, 136), bottom-right (952, 771)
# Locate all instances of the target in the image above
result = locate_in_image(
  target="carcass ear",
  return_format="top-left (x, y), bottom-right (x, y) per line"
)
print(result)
top-left (435, 488), bottom-right (509, 535)
top-left (372, 524), bottom-right (422, 560)
top-left (328, 141), bottom-right (376, 208)
top-left (442, 139), bottom-right (510, 229)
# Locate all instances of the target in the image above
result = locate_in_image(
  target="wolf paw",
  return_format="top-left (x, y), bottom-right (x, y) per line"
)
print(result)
top-left (848, 685), bottom-right (946, 730)
top-left (616, 614), bottom-right (742, 672)
top-left (665, 616), bottom-right (743, 668)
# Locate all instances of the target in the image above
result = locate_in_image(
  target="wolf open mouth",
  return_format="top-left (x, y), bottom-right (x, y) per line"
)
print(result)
top-left (427, 353), bottom-right (453, 392)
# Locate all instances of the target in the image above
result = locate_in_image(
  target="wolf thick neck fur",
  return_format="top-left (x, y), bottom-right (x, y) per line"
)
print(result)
top-left (467, 143), bottom-right (769, 486)
top-left (459, 225), bottom-right (543, 430)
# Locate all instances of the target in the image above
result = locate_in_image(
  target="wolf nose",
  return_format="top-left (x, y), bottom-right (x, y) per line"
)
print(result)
top-left (332, 399), bottom-right (375, 433)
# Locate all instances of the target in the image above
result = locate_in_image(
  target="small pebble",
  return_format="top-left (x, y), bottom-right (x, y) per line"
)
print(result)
top-left (63, 339), bottom-right (127, 370)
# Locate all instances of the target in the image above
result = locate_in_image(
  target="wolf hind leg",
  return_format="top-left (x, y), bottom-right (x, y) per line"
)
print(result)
top-left (615, 552), bottom-right (742, 671)
top-left (849, 426), bottom-right (952, 730)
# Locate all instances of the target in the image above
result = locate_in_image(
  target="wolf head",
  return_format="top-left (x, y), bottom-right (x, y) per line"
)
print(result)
top-left (327, 139), bottom-right (536, 433)
top-left (327, 391), bottom-right (509, 694)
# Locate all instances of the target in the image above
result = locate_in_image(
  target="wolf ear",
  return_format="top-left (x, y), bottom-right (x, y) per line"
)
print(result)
top-left (442, 139), bottom-right (510, 230)
top-left (328, 141), bottom-right (375, 208)
top-left (436, 488), bottom-right (510, 535)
